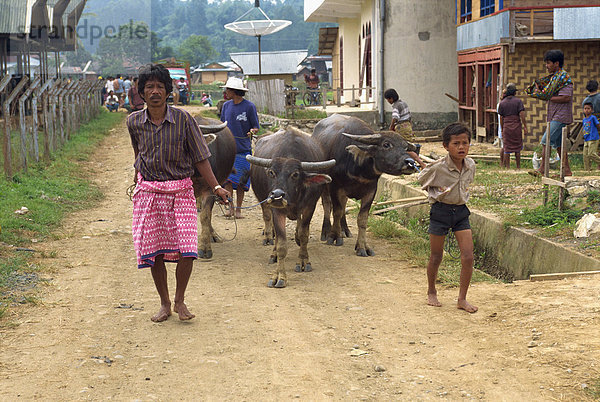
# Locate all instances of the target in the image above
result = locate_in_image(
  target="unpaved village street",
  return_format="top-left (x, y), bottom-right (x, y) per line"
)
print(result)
top-left (0, 107), bottom-right (599, 400)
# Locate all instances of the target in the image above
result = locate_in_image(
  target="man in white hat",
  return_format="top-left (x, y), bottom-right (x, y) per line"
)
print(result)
top-left (220, 77), bottom-right (260, 218)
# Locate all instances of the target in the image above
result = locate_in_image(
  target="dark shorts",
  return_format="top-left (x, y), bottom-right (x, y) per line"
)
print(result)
top-left (428, 202), bottom-right (471, 236)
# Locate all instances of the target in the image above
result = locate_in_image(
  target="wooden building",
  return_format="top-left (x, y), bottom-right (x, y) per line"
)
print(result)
top-left (456, 1), bottom-right (600, 148)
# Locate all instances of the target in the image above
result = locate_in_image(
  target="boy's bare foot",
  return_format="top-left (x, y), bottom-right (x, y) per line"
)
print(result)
top-left (427, 293), bottom-right (442, 307)
top-left (173, 302), bottom-right (195, 320)
top-left (235, 211), bottom-right (244, 219)
top-left (457, 299), bottom-right (478, 313)
top-left (151, 304), bottom-right (172, 322)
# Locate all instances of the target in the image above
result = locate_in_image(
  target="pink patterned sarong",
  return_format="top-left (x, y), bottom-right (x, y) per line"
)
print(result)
top-left (132, 173), bottom-right (198, 269)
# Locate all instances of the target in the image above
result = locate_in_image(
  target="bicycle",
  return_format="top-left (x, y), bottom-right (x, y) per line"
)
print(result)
top-left (303, 88), bottom-right (322, 107)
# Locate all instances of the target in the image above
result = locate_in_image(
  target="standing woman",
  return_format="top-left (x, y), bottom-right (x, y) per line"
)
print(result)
top-left (498, 83), bottom-right (528, 169)
top-left (220, 77), bottom-right (260, 218)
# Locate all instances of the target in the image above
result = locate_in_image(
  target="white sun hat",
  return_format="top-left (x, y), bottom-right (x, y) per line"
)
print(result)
top-left (221, 77), bottom-right (249, 91)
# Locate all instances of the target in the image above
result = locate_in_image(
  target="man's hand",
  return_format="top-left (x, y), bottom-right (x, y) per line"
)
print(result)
top-left (248, 128), bottom-right (259, 137)
top-left (214, 187), bottom-right (231, 205)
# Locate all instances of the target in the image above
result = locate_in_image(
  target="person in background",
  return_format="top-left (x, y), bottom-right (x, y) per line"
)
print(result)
top-left (498, 83), bottom-right (528, 169)
top-left (304, 68), bottom-right (320, 105)
top-left (105, 90), bottom-right (119, 112)
top-left (220, 77), bottom-right (259, 219)
top-left (127, 77), bottom-right (145, 113)
top-left (527, 49), bottom-right (573, 177)
top-left (201, 92), bottom-right (213, 106)
top-left (384, 88), bottom-right (427, 168)
top-left (582, 102), bottom-right (600, 171)
top-left (177, 77), bottom-right (189, 106)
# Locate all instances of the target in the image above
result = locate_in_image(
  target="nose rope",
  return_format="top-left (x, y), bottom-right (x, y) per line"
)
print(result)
top-left (210, 195), bottom-right (272, 242)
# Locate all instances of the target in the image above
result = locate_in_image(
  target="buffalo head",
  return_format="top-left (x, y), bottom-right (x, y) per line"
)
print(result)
top-left (247, 155), bottom-right (335, 209)
top-left (342, 131), bottom-right (417, 175)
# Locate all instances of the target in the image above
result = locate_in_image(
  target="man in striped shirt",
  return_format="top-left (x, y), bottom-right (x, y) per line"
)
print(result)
top-left (127, 63), bottom-right (230, 322)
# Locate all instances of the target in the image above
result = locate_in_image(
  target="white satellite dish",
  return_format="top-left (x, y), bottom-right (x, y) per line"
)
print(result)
top-left (224, 1), bottom-right (291, 77)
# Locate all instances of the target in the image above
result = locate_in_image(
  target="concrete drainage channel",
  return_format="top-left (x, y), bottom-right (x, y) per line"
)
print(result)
top-left (376, 174), bottom-right (600, 281)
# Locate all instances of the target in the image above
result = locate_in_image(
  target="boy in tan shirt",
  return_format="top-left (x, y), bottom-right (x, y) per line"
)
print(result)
top-left (417, 123), bottom-right (478, 313)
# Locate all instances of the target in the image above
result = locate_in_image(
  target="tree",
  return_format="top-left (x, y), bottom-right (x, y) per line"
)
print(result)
top-left (96, 20), bottom-right (152, 75)
top-left (65, 40), bottom-right (94, 67)
top-left (177, 35), bottom-right (217, 66)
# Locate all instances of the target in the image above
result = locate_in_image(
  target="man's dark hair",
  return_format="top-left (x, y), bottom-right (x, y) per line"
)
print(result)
top-left (505, 83), bottom-right (517, 97)
top-left (310, 68), bottom-right (316, 74)
top-left (384, 88), bottom-right (399, 102)
top-left (584, 102), bottom-right (594, 110)
top-left (543, 49), bottom-right (564, 68)
top-left (232, 89), bottom-right (246, 97)
top-left (137, 64), bottom-right (173, 100)
top-left (442, 122), bottom-right (471, 146)
top-left (586, 80), bottom-right (599, 93)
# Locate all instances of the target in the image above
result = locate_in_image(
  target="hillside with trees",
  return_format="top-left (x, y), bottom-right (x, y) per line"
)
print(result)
top-left (76, 0), bottom-right (335, 74)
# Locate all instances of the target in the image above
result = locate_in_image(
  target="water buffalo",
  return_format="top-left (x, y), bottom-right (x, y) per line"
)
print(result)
top-left (247, 127), bottom-right (335, 288)
top-left (312, 114), bottom-right (417, 256)
top-left (192, 116), bottom-right (236, 259)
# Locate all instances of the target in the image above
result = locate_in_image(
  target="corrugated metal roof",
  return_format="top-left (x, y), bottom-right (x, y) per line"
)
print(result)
top-left (230, 49), bottom-right (308, 76)
top-left (0, 0), bottom-right (35, 34)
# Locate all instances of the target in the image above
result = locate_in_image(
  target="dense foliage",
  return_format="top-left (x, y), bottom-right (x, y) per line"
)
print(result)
top-left (77, 0), bottom-right (335, 74)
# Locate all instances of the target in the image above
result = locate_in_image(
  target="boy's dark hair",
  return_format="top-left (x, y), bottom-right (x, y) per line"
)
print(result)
top-left (384, 88), bottom-right (399, 102)
top-left (137, 64), bottom-right (173, 100)
top-left (442, 122), bottom-right (471, 146)
top-left (310, 68), bottom-right (316, 74)
top-left (586, 80), bottom-right (599, 93)
top-left (543, 49), bottom-right (564, 68)
top-left (584, 102), bottom-right (594, 110)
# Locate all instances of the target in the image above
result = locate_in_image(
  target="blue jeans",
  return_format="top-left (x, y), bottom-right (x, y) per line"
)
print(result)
top-left (540, 121), bottom-right (567, 149)
top-left (106, 103), bottom-right (118, 112)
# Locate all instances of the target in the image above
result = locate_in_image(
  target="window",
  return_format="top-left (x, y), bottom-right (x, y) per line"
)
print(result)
top-left (460, 0), bottom-right (472, 23)
top-left (480, 0), bottom-right (495, 17)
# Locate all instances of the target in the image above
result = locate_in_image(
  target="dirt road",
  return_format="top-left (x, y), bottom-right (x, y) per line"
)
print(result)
top-left (0, 108), bottom-right (598, 400)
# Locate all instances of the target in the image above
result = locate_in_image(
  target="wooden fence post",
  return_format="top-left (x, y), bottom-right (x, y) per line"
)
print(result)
top-left (543, 123), bottom-right (550, 206)
top-left (3, 76), bottom-right (29, 178)
top-left (558, 126), bottom-right (568, 210)
top-left (31, 79), bottom-right (51, 163)
top-left (18, 77), bottom-right (41, 172)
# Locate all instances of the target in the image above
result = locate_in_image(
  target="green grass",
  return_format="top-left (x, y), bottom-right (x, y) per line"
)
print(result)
top-left (585, 378), bottom-right (600, 400)
top-left (0, 108), bottom-right (125, 317)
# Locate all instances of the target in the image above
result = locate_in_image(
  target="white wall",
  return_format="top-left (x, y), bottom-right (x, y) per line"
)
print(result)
top-left (383, 0), bottom-right (457, 117)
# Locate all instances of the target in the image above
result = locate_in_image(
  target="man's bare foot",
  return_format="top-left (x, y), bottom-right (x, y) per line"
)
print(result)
top-left (173, 302), bottom-right (195, 320)
top-left (235, 212), bottom-right (244, 219)
top-left (457, 299), bottom-right (478, 313)
top-left (151, 304), bottom-right (171, 322)
top-left (427, 293), bottom-right (442, 307)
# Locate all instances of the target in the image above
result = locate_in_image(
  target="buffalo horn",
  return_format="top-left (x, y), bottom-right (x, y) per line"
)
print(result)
top-left (342, 133), bottom-right (382, 144)
top-left (246, 155), bottom-right (273, 167)
top-left (197, 121), bottom-right (228, 133)
top-left (300, 159), bottom-right (336, 172)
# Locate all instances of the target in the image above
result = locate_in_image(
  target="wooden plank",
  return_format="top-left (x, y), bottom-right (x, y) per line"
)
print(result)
top-left (530, 270), bottom-right (600, 282)
top-left (373, 195), bottom-right (428, 207)
top-left (541, 177), bottom-right (566, 188)
top-left (372, 199), bottom-right (429, 215)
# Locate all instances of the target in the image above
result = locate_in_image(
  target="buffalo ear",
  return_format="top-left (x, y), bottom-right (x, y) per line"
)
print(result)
top-left (304, 173), bottom-right (332, 186)
top-left (203, 133), bottom-right (217, 145)
top-left (346, 144), bottom-right (373, 165)
top-left (404, 141), bottom-right (417, 152)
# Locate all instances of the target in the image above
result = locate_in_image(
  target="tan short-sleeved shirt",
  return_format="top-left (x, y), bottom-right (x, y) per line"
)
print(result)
top-left (417, 154), bottom-right (475, 205)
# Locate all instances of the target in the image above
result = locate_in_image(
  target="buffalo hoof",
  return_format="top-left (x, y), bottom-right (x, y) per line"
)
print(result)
top-left (320, 233), bottom-right (327, 242)
top-left (355, 248), bottom-right (375, 257)
top-left (198, 249), bottom-right (212, 259)
top-left (269, 255), bottom-right (277, 264)
top-left (335, 237), bottom-right (344, 246)
top-left (263, 238), bottom-right (274, 246)
top-left (268, 278), bottom-right (286, 288)
top-left (326, 236), bottom-right (335, 245)
top-left (295, 263), bottom-right (302, 272)
top-left (342, 228), bottom-right (353, 238)
top-left (304, 263), bottom-right (312, 272)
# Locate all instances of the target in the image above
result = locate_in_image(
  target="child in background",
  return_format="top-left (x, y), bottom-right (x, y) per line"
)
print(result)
top-left (417, 123), bottom-right (478, 313)
top-left (582, 102), bottom-right (600, 171)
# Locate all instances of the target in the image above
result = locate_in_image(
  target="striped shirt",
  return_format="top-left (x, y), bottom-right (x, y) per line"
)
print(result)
top-left (127, 105), bottom-right (211, 181)
top-left (391, 99), bottom-right (411, 122)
